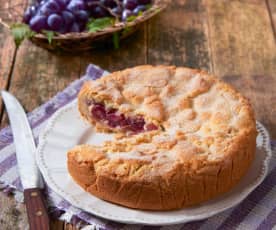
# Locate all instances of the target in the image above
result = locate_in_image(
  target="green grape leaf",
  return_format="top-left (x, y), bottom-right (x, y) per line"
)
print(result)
top-left (123, 13), bottom-right (143, 36)
top-left (87, 17), bottom-right (115, 32)
top-left (126, 15), bottom-right (138, 22)
top-left (43, 31), bottom-right (55, 44)
top-left (126, 12), bottom-right (143, 23)
top-left (112, 32), bottom-right (120, 49)
top-left (126, 6), bottom-right (153, 23)
top-left (10, 23), bottom-right (36, 47)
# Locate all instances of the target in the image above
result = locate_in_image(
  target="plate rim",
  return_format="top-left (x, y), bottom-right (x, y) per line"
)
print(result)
top-left (36, 99), bottom-right (272, 225)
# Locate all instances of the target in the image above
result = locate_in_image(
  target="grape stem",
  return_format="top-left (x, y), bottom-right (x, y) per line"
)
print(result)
top-left (87, 1), bottom-right (122, 19)
top-left (114, 0), bottom-right (123, 7)
top-left (113, 0), bottom-right (124, 14)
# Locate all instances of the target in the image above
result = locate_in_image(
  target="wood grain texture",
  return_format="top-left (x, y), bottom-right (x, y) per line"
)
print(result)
top-left (0, 40), bottom-right (81, 229)
top-left (9, 42), bottom-right (81, 111)
top-left (24, 188), bottom-right (50, 230)
top-left (0, 40), bottom-right (81, 128)
top-left (50, 220), bottom-right (64, 230)
top-left (64, 223), bottom-right (79, 230)
top-left (147, 0), bottom-right (212, 71)
top-left (0, 192), bottom-right (29, 230)
top-left (0, 25), bottom-right (15, 90)
top-left (0, 1), bottom-right (26, 227)
top-left (79, 25), bottom-right (147, 74)
top-left (0, 25), bottom-right (147, 230)
top-left (267, 0), bottom-right (276, 38)
top-left (206, 0), bottom-right (276, 138)
top-left (0, 26), bottom-right (16, 121)
top-left (0, 0), bottom-right (275, 229)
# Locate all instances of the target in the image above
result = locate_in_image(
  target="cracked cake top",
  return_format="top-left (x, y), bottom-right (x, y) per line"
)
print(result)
top-left (75, 65), bottom-right (256, 177)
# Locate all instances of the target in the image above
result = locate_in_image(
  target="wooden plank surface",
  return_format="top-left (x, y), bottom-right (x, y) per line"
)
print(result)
top-left (0, 0), bottom-right (29, 228)
top-left (0, 40), bottom-right (81, 229)
top-left (148, 0), bottom-right (212, 71)
top-left (205, 0), bottom-right (276, 138)
top-left (0, 22), bottom-right (16, 124)
top-left (0, 193), bottom-right (29, 230)
top-left (78, 24), bottom-right (147, 76)
top-left (267, 0), bottom-right (276, 38)
top-left (0, 20), bottom-right (147, 230)
top-left (0, 0), bottom-right (275, 229)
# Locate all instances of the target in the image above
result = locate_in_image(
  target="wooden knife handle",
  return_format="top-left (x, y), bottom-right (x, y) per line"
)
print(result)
top-left (24, 188), bottom-right (50, 230)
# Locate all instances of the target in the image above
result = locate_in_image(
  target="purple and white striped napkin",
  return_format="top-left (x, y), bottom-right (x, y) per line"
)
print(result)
top-left (0, 64), bottom-right (275, 230)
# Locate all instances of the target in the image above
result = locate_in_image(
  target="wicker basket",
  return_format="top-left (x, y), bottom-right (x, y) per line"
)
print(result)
top-left (0, 0), bottom-right (168, 52)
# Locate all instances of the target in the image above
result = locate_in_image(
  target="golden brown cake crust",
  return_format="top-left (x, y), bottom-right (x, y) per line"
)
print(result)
top-left (68, 65), bottom-right (257, 210)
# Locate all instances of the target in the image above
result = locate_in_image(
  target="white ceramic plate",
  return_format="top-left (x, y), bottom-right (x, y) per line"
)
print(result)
top-left (36, 99), bottom-right (272, 225)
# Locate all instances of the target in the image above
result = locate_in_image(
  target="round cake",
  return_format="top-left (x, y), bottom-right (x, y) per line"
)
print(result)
top-left (68, 65), bottom-right (257, 210)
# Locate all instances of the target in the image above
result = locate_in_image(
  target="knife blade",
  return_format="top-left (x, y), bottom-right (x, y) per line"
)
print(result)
top-left (1, 91), bottom-right (49, 230)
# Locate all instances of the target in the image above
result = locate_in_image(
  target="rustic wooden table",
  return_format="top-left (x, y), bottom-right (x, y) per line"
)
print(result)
top-left (0, 0), bottom-right (275, 229)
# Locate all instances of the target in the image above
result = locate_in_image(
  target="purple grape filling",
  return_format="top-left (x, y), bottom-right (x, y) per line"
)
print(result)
top-left (90, 102), bottom-right (158, 133)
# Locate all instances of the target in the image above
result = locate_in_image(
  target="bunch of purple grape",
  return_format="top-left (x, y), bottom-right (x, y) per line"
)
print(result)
top-left (23, 0), bottom-right (152, 33)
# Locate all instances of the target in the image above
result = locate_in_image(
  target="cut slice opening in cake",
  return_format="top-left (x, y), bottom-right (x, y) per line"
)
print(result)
top-left (88, 100), bottom-right (159, 134)
top-left (71, 66), bottom-right (257, 211)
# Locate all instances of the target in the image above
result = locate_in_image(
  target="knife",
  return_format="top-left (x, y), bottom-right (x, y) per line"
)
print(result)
top-left (1, 91), bottom-right (50, 230)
